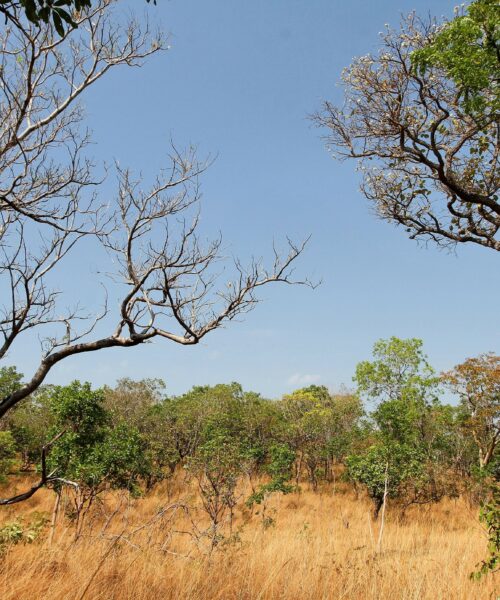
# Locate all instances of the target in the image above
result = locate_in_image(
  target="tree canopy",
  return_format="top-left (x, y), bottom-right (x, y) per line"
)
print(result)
top-left (0, 1), bottom-right (157, 36)
top-left (315, 4), bottom-right (499, 251)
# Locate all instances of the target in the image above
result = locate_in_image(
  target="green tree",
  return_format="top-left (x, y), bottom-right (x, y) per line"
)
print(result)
top-left (103, 378), bottom-right (166, 428)
top-left (346, 442), bottom-right (425, 518)
top-left (46, 381), bottom-right (150, 536)
top-left (245, 442), bottom-right (295, 529)
top-left (8, 387), bottom-right (55, 469)
top-left (354, 337), bottom-right (439, 404)
top-left (0, 431), bottom-right (16, 483)
top-left (472, 482), bottom-right (500, 578)
top-left (349, 338), bottom-right (458, 514)
top-left (412, 0), bottom-right (499, 116)
top-left (187, 433), bottom-right (245, 549)
top-left (0, 367), bottom-right (23, 404)
top-left (279, 388), bottom-right (327, 487)
top-left (279, 386), bottom-right (363, 488)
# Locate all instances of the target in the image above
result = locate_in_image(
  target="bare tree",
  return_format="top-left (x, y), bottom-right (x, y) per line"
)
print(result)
top-left (0, 1), bottom-right (311, 420)
top-left (314, 14), bottom-right (499, 251)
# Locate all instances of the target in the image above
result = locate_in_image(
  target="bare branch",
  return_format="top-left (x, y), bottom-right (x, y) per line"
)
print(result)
top-left (313, 14), bottom-right (499, 251)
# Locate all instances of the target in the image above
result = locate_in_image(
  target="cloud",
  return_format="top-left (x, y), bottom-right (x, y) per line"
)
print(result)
top-left (287, 373), bottom-right (321, 387)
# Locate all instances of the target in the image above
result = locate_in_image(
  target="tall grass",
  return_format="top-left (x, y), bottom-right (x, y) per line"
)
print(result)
top-left (0, 475), bottom-right (497, 600)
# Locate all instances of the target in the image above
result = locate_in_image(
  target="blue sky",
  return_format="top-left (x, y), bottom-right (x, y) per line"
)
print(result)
top-left (9, 0), bottom-right (500, 398)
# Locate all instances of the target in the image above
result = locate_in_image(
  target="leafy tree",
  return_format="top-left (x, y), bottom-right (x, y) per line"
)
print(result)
top-left (279, 386), bottom-right (363, 487)
top-left (315, 10), bottom-right (499, 251)
top-left (444, 353), bottom-right (500, 469)
top-left (187, 433), bottom-right (245, 549)
top-left (46, 381), bottom-right (150, 535)
top-left (0, 365), bottom-right (24, 434)
top-left (354, 337), bottom-right (440, 404)
top-left (279, 388), bottom-right (328, 487)
top-left (0, 431), bottom-right (16, 483)
top-left (0, 367), bottom-right (23, 403)
top-left (246, 443), bottom-right (295, 506)
top-left (246, 442), bottom-right (295, 529)
top-left (472, 482), bottom-right (500, 579)
top-left (178, 383), bottom-right (285, 546)
top-left (326, 393), bottom-right (365, 464)
top-left (412, 0), bottom-right (499, 116)
top-left (7, 387), bottom-right (55, 469)
top-left (349, 338), bottom-right (458, 513)
top-left (346, 442), bottom-right (425, 518)
top-left (104, 378), bottom-right (165, 428)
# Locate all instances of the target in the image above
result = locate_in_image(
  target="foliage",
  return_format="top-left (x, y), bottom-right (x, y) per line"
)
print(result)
top-left (349, 338), bottom-right (463, 513)
top-left (7, 388), bottom-right (55, 468)
top-left (346, 442), bottom-right (425, 517)
top-left (472, 482), bottom-right (500, 579)
top-left (46, 381), bottom-right (149, 496)
top-left (0, 1), bottom-right (157, 36)
top-left (103, 378), bottom-right (166, 428)
top-left (354, 337), bottom-right (439, 404)
top-left (0, 430), bottom-right (16, 482)
top-left (412, 0), bottom-right (500, 116)
top-left (246, 443), bottom-right (295, 507)
top-left (0, 350), bottom-right (496, 564)
top-left (279, 386), bottom-right (364, 488)
top-left (0, 366), bottom-right (23, 400)
top-left (0, 513), bottom-right (48, 552)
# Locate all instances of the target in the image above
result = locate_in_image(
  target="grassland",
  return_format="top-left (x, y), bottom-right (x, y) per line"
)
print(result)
top-left (0, 475), bottom-right (497, 600)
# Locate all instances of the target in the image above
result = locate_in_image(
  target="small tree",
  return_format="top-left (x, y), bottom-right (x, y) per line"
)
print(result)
top-left (279, 389), bottom-right (326, 487)
top-left (0, 431), bottom-right (16, 483)
top-left (187, 434), bottom-right (245, 550)
top-left (444, 353), bottom-right (500, 469)
top-left (0, 367), bottom-right (23, 401)
top-left (246, 443), bottom-right (295, 528)
top-left (346, 442), bottom-right (425, 518)
top-left (7, 387), bottom-right (55, 469)
top-left (46, 381), bottom-right (150, 537)
top-left (472, 482), bottom-right (500, 579)
top-left (350, 338), bottom-right (458, 513)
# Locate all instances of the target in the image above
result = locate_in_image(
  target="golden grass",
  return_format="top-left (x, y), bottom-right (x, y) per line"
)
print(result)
top-left (0, 476), bottom-right (498, 600)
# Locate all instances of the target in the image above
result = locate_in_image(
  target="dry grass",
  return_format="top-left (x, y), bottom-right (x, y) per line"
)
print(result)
top-left (0, 475), bottom-right (497, 600)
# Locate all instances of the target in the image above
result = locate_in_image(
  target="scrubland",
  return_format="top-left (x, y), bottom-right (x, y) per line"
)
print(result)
top-left (0, 475), bottom-right (497, 600)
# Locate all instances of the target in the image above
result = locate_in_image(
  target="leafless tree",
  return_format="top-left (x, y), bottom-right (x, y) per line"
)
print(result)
top-left (314, 14), bottom-right (499, 251)
top-left (0, 1), bottom-right (311, 420)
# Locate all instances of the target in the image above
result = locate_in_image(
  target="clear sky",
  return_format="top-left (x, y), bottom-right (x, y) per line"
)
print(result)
top-left (8, 0), bottom-right (500, 398)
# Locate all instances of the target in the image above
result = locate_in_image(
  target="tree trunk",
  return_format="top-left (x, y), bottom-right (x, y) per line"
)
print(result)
top-left (48, 491), bottom-right (61, 547)
top-left (373, 495), bottom-right (384, 520)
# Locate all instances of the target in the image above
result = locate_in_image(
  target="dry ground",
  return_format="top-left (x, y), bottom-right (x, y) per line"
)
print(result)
top-left (0, 475), bottom-right (497, 600)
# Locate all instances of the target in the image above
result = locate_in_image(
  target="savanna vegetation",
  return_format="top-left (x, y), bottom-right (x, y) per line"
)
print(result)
top-left (0, 0), bottom-right (498, 598)
top-left (0, 338), bottom-right (498, 598)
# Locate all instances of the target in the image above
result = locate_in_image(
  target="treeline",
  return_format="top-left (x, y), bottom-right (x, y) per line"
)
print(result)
top-left (0, 338), bottom-right (498, 534)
